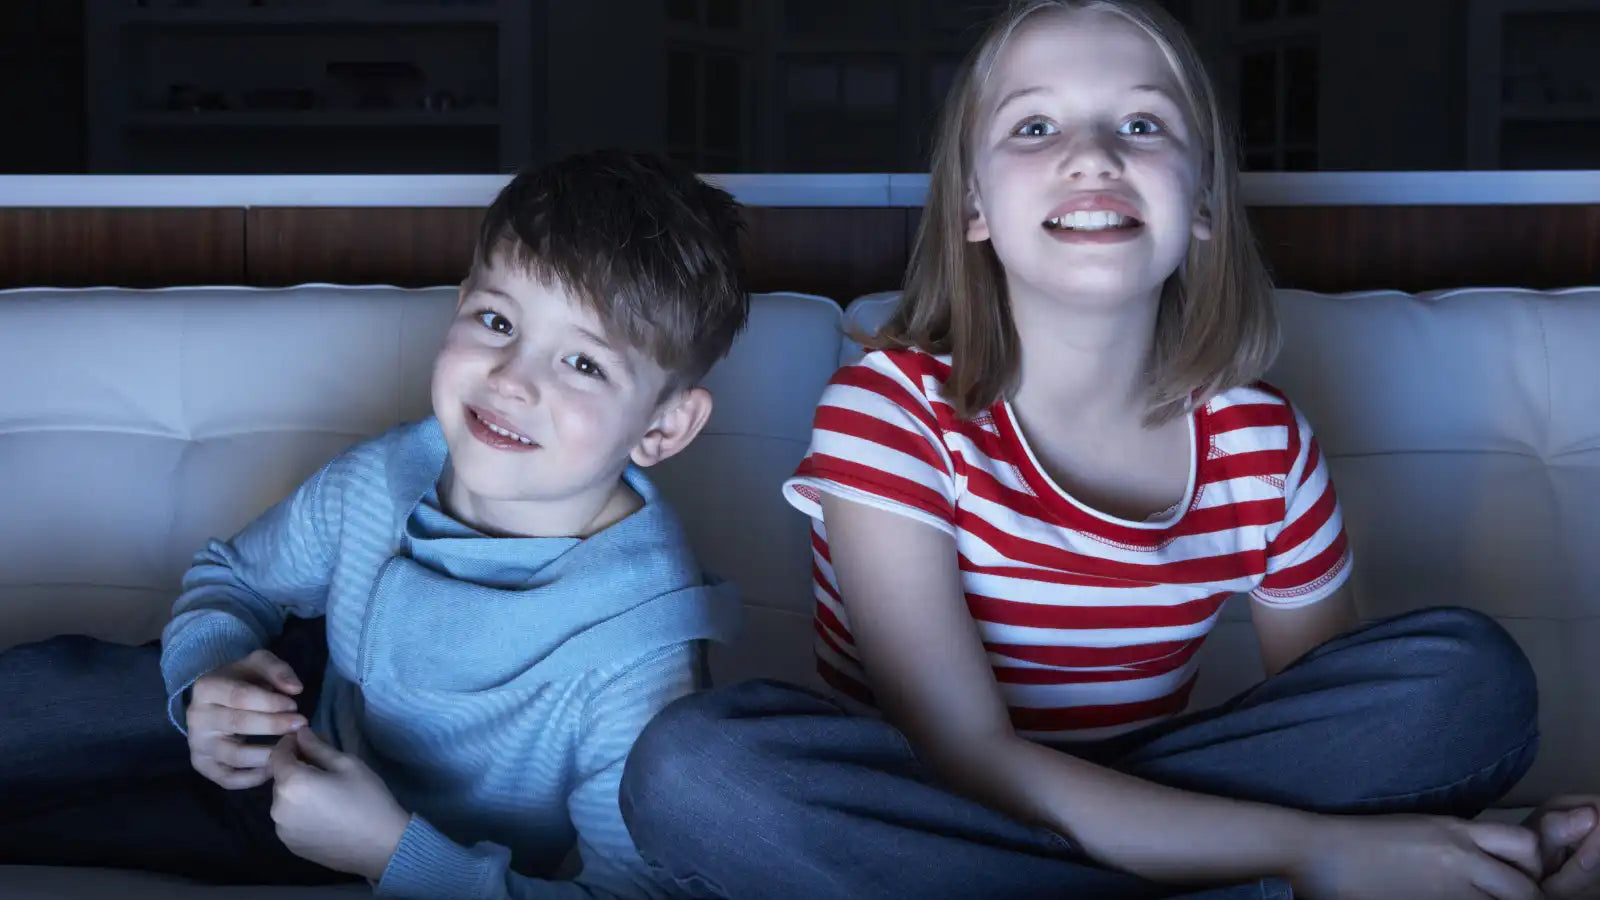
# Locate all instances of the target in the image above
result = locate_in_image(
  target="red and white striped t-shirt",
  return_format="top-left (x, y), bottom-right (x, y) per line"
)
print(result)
top-left (782, 348), bottom-right (1352, 742)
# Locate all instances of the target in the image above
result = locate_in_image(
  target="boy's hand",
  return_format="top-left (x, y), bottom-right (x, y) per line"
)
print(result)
top-left (1525, 796), bottom-right (1600, 898)
top-left (268, 727), bottom-right (411, 881)
top-left (186, 649), bottom-right (307, 789)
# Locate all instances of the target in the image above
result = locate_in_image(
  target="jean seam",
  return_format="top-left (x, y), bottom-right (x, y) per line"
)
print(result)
top-left (1346, 729), bottom-right (1538, 807)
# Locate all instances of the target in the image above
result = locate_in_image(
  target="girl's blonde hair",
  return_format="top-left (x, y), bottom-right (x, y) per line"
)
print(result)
top-left (875, 0), bottom-right (1278, 424)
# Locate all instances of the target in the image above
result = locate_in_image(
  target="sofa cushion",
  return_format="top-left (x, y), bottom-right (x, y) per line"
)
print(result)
top-left (0, 286), bottom-right (837, 686)
top-left (0, 285), bottom-right (457, 649)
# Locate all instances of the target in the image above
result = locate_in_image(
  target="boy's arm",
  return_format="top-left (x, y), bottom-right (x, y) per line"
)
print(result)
top-left (160, 462), bottom-right (340, 730)
top-left (375, 644), bottom-right (697, 900)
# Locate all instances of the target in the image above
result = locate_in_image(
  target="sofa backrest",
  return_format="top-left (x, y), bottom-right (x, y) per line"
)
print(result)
top-left (0, 286), bottom-right (839, 667)
top-left (0, 283), bottom-right (1595, 808)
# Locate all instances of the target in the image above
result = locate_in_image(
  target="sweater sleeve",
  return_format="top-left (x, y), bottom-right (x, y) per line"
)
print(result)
top-left (159, 460), bottom-right (341, 731)
top-left (374, 643), bottom-right (699, 900)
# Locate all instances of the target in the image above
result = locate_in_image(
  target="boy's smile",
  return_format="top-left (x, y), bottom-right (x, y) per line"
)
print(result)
top-left (464, 404), bottom-right (540, 451)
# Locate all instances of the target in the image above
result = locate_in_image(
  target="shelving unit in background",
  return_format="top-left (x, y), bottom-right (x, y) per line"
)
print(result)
top-left (1468, 0), bottom-right (1600, 169)
top-left (0, 1), bottom-right (86, 173)
top-left (663, 0), bottom-right (1006, 173)
top-left (84, 0), bottom-right (535, 173)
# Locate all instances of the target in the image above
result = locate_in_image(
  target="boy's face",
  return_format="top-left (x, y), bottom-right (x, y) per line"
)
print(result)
top-left (431, 260), bottom-right (678, 522)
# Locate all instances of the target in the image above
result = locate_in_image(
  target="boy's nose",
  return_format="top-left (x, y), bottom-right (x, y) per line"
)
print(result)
top-left (486, 364), bottom-right (539, 405)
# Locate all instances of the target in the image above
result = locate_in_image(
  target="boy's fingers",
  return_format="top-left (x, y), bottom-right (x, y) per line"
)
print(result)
top-left (220, 680), bottom-right (298, 714)
top-left (199, 704), bottom-right (305, 737)
top-left (292, 727), bottom-right (346, 771)
top-left (196, 758), bottom-right (272, 791)
top-left (245, 650), bottom-right (304, 696)
top-left (267, 732), bottom-right (300, 778)
top-left (212, 737), bottom-right (275, 770)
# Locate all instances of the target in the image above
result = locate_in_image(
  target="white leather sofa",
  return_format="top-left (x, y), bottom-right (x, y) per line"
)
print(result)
top-left (1, 283), bottom-right (1595, 897)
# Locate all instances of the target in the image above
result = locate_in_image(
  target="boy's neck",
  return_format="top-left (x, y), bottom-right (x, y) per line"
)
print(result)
top-left (1006, 279), bottom-right (1163, 426)
top-left (438, 467), bottom-right (644, 540)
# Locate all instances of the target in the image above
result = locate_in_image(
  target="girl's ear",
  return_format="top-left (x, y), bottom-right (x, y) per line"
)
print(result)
top-left (1191, 198), bottom-right (1214, 242)
top-left (966, 186), bottom-right (991, 243)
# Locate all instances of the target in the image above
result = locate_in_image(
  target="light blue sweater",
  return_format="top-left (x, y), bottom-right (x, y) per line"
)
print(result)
top-left (160, 418), bottom-right (741, 899)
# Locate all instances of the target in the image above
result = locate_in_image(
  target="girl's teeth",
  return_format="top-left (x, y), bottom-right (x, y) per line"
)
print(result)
top-left (1047, 211), bottom-right (1131, 230)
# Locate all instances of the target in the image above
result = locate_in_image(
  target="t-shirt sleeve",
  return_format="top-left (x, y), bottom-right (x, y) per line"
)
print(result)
top-left (1251, 403), bottom-right (1353, 608)
top-left (782, 352), bottom-right (958, 535)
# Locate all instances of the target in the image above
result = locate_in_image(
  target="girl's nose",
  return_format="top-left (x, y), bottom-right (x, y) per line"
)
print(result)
top-left (1058, 127), bottom-right (1122, 181)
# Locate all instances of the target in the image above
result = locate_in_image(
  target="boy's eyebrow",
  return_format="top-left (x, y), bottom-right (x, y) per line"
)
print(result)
top-left (575, 325), bottom-right (620, 353)
top-left (476, 287), bottom-right (518, 303)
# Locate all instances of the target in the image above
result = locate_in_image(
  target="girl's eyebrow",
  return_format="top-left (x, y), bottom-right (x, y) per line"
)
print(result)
top-left (1131, 84), bottom-right (1181, 105)
top-left (993, 84), bottom-right (1048, 118)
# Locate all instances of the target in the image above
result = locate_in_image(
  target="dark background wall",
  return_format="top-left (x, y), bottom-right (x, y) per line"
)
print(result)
top-left (2, 0), bottom-right (1597, 174)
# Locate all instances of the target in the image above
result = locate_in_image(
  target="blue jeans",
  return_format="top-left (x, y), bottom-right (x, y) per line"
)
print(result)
top-left (620, 607), bottom-right (1540, 900)
top-left (0, 617), bottom-right (358, 885)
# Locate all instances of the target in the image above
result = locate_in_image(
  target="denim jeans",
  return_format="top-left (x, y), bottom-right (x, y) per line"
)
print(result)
top-left (0, 617), bottom-right (358, 885)
top-left (620, 607), bottom-right (1540, 900)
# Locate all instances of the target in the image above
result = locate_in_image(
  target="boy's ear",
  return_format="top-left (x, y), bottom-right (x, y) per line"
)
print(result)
top-left (631, 386), bottom-right (714, 468)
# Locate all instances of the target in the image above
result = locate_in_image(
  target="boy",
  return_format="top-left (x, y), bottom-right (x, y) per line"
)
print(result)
top-left (0, 149), bottom-right (747, 898)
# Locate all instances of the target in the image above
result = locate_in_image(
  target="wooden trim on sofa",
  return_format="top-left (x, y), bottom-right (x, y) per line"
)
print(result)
top-left (2, 205), bottom-right (1596, 298)
top-left (0, 209), bottom-right (245, 288)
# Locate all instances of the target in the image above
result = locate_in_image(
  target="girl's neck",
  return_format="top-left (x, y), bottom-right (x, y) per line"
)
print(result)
top-left (1006, 279), bottom-right (1163, 426)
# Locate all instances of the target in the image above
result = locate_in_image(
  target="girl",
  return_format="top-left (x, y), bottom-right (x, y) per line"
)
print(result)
top-left (620, 2), bottom-right (1556, 897)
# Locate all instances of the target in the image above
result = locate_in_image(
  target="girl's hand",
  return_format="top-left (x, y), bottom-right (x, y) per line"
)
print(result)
top-left (268, 727), bottom-right (411, 881)
top-left (1525, 797), bottom-right (1600, 898)
top-left (1289, 814), bottom-right (1542, 900)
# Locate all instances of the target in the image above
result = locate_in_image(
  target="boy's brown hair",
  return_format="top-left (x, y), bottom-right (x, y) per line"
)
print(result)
top-left (876, 0), bottom-right (1279, 425)
top-left (468, 149), bottom-right (749, 389)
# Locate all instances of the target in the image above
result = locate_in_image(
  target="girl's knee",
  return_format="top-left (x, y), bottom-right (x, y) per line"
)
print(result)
top-left (1390, 606), bottom-right (1537, 753)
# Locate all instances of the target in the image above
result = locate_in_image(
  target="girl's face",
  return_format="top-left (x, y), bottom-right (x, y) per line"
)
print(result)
top-left (966, 8), bottom-right (1210, 310)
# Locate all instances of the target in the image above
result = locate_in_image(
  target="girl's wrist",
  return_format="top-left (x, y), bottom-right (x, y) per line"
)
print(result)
top-left (1279, 810), bottom-right (1343, 889)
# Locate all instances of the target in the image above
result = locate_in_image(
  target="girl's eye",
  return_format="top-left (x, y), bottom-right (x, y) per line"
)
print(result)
top-left (476, 311), bottom-right (513, 336)
top-left (1013, 119), bottom-right (1058, 138)
top-left (1119, 116), bottom-right (1163, 136)
top-left (563, 354), bottom-right (605, 379)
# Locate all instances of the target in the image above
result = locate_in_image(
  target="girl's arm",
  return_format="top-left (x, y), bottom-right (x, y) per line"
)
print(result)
top-left (1250, 585), bottom-right (1358, 677)
top-left (820, 493), bottom-right (1541, 896)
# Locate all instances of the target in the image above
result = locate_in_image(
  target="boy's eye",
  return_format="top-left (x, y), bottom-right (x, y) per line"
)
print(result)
top-left (1013, 119), bottom-right (1058, 138)
top-left (476, 311), bottom-right (513, 336)
top-left (563, 354), bottom-right (605, 379)
top-left (1119, 116), bottom-right (1163, 136)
